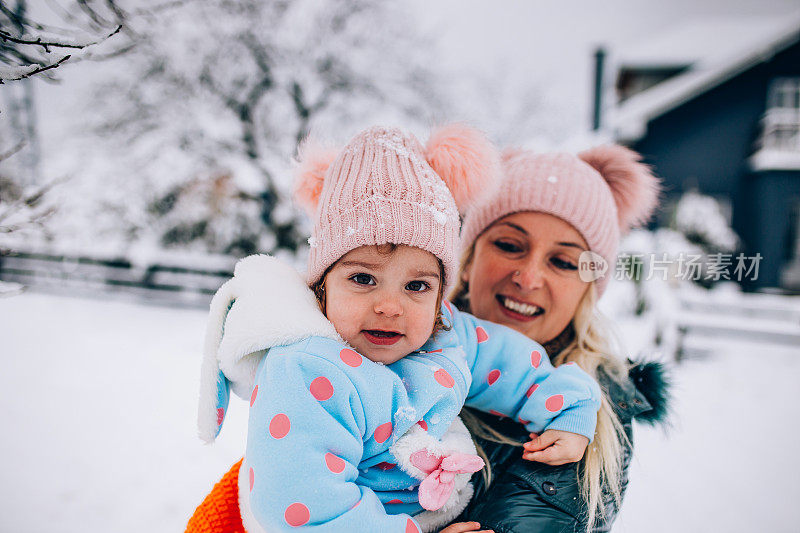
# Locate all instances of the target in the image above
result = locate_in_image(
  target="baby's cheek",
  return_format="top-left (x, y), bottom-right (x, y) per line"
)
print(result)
top-left (408, 306), bottom-right (438, 350)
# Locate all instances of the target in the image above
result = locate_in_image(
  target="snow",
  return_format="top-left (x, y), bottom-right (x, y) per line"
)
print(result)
top-left (2, 290), bottom-right (800, 532)
top-left (611, 12), bottom-right (800, 142)
top-left (0, 291), bottom-right (247, 533)
top-left (612, 340), bottom-right (800, 533)
top-left (616, 16), bottom-right (795, 68)
top-left (749, 149), bottom-right (800, 171)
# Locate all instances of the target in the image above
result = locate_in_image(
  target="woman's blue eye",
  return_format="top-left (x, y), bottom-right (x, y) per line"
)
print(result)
top-left (493, 240), bottom-right (522, 253)
top-left (552, 257), bottom-right (577, 271)
top-left (350, 273), bottom-right (375, 285)
top-left (406, 280), bottom-right (430, 292)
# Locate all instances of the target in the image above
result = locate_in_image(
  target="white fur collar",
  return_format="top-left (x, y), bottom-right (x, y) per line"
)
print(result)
top-left (198, 254), bottom-right (341, 443)
top-left (390, 417), bottom-right (479, 532)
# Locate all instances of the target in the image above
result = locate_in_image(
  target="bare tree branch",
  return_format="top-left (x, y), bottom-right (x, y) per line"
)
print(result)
top-left (0, 142), bottom-right (26, 162)
top-left (0, 25), bottom-right (121, 53)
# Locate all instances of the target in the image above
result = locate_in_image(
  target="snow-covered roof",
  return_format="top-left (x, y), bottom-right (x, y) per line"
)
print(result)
top-left (611, 13), bottom-right (800, 142)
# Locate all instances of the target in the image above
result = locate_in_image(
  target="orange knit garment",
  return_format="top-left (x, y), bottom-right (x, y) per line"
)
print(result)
top-left (186, 459), bottom-right (245, 533)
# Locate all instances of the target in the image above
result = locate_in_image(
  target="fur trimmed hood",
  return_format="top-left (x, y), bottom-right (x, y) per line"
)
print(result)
top-left (197, 254), bottom-right (342, 443)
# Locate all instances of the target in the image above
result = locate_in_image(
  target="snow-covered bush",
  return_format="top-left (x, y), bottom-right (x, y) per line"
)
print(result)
top-left (670, 189), bottom-right (741, 288)
top-left (672, 189), bottom-right (739, 253)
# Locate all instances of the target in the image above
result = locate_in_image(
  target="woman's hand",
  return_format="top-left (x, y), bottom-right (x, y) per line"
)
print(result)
top-left (522, 430), bottom-right (589, 465)
top-left (439, 522), bottom-right (493, 533)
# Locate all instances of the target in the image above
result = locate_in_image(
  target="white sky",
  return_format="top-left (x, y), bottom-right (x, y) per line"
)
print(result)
top-left (28, 0), bottom-right (800, 150)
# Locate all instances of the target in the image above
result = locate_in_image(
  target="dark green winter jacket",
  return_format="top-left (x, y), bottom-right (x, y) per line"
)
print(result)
top-left (456, 361), bottom-right (668, 533)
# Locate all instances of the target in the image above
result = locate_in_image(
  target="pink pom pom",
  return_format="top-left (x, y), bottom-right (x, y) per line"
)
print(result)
top-left (425, 123), bottom-right (500, 212)
top-left (293, 138), bottom-right (339, 216)
top-left (578, 145), bottom-right (661, 233)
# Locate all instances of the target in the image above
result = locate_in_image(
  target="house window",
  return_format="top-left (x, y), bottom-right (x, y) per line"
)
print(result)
top-left (760, 78), bottom-right (800, 153)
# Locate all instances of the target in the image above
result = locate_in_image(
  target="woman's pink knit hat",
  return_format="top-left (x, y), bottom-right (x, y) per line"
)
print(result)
top-left (294, 124), bottom-right (499, 289)
top-left (460, 146), bottom-right (660, 294)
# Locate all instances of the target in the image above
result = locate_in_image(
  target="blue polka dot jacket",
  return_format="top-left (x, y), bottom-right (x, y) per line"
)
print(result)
top-left (197, 255), bottom-right (602, 532)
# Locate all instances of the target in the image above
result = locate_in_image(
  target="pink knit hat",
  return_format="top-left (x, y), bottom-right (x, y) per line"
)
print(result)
top-left (294, 124), bottom-right (499, 289)
top-left (460, 145), bottom-right (660, 294)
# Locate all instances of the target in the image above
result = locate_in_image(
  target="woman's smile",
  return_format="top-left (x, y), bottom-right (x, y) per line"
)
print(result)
top-left (496, 294), bottom-right (545, 321)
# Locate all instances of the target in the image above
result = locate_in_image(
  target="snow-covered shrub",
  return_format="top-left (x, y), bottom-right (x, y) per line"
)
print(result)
top-left (668, 189), bottom-right (742, 288)
top-left (672, 189), bottom-right (739, 253)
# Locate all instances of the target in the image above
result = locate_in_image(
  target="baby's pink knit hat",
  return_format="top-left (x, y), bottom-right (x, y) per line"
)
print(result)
top-left (460, 146), bottom-right (660, 294)
top-left (294, 124), bottom-right (499, 289)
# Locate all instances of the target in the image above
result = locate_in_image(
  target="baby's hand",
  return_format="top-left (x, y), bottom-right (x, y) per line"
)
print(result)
top-left (522, 430), bottom-right (589, 465)
top-left (439, 522), bottom-right (493, 533)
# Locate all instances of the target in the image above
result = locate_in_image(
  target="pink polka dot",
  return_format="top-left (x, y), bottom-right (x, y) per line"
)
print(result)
top-left (269, 413), bottom-right (291, 439)
top-left (387, 498), bottom-right (403, 504)
top-left (325, 453), bottom-right (345, 474)
top-left (526, 383), bottom-right (539, 398)
top-left (249, 467), bottom-right (254, 492)
top-left (489, 410), bottom-right (507, 418)
top-left (444, 300), bottom-right (453, 314)
top-left (285, 502), bottom-right (310, 527)
top-left (518, 417), bottom-right (531, 425)
top-left (487, 369), bottom-right (501, 386)
top-left (417, 420), bottom-right (428, 431)
top-left (545, 394), bottom-right (564, 412)
top-left (406, 518), bottom-right (420, 533)
top-left (434, 369), bottom-right (454, 388)
top-left (373, 422), bottom-right (393, 444)
top-left (530, 350), bottom-right (542, 368)
top-left (376, 462), bottom-right (396, 471)
top-left (216, 408), bottom-right (224, 426)
top-left (340, 348), bottom-right (362, 367)
top-left (476, 326), bottom-right (489, 343)
top-left (250, 384), bottom-right (258, 407)
top-left (310, 376), bottom-right (334, 401)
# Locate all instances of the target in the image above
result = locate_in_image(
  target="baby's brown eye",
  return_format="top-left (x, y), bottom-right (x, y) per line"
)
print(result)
top-left (406, 280), bottom-right (430, 292)
top-left (350, 273), bottom-right (375, 285)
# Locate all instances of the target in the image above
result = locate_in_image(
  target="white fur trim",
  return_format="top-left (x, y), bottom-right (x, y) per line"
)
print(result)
top-left (414, 483), bottom-right (474, 533)
top-left (390, 417), bottom-right (479, 529)
top-left (197, 254), bottom-right (342, 443)
top-left (239, 459), bottom-right (267, 533)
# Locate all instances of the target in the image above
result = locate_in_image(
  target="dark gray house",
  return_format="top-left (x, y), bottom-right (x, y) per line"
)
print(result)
top-left (607, 16), bottom-right (800, 291)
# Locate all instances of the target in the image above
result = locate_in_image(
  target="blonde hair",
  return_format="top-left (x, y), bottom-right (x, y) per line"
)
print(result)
top-left (451, 244), bottom-right (629, 532)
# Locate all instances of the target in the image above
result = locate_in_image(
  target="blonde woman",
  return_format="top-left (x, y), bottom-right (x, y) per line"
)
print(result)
top-left (447, 146), bottom-right (670, 532)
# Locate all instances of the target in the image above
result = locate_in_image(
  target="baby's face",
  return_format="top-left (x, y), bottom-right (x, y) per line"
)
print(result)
top-left (324, 245), bottom-right (441, 365)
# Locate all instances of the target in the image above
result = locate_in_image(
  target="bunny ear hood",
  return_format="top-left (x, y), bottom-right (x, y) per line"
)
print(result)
top-left (425, 123), bottom-right (500, 213)
top-left (578, 145), bottom-right (661, 233)
top-left (197, 254), bottom-right (341, 443)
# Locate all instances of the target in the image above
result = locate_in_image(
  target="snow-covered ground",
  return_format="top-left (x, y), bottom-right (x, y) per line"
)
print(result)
top-left (2, 290), bottom-right (799, 532)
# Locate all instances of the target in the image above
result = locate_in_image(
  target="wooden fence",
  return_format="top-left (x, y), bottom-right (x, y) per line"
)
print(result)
top-left (0, 250), bottom-right (235, 307)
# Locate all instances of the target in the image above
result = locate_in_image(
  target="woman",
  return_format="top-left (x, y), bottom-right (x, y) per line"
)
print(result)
top-left (447, 146), bottom-right (669, 532)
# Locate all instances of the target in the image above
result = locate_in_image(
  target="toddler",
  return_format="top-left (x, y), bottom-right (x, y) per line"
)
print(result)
top-left (198, 126), bottom-right (601, 532)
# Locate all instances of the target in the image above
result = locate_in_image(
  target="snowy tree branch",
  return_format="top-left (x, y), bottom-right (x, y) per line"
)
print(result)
top-left (0, 25), bottom-right (121, 53)
top-left (0, 55), bottom-right (71, 84)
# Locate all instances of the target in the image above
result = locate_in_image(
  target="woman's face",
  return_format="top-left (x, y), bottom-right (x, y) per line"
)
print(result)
top-left (463, 211), bottom-right (590, 344)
